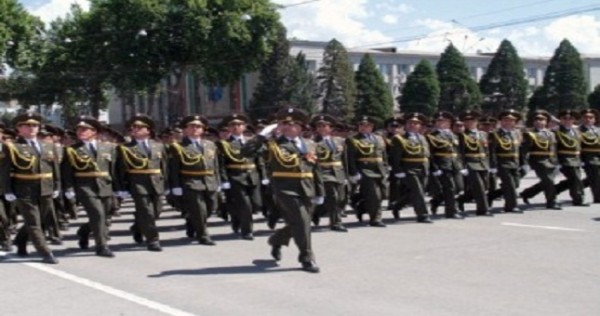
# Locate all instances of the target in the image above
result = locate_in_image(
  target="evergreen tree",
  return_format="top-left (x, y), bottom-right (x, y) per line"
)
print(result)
top-left (248, 25), bottom-right (294, 119)
top-left (317, 39), bottom-right (357, 121)
top-left (528, 86), bottom-right (547, 112)
top-left (588, 84), bottom-right (600, 111)
top-left (354, 54), bottom-right (394, 121)
top-left (539, 39), bottom-right (587, 113)
top-left (436, 43), bottom-right (482, 114)
top-left (399, 59), bottom-right (439, 116)
top-left (288, 53), bottom-right (318, 115)
top-left (479, 39), bottom-right (528, 114)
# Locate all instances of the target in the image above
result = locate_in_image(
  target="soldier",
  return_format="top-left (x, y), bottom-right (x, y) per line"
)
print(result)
top-left (169, 115), bottom-right (220, 246)
top-left (427, 111), bottom-right (463, 219)
top-left (479, 116), bottom-right (499, 195)
top-left (554, 110), bottom-right (588, 206)
top-left (217, 113), bottom-right (266, 240)
top-left (4, 113), bottom-right (60, 264)
top-left (578, 109), bottom-right (600, 203)
top-left (115, 114), bottom-right (169, 251)
top-left (519, 110), bottom-right (561, 210)
top-left (62, 116), bottom-right (116, 257)
top-left (0, 123), bottom-right (11, 251)
top-left (383, 117), bottom-right (405, 219)
top-left (488, 109), bottom-right (525, 213)
top-left (242, 107), bottom-right (324, 273)
top-left (311, 114), bottom-right (348, 231)
top-left (456, 110), bottom-right (491, 216)
top-left (346, 116), bottom-right (388, 227)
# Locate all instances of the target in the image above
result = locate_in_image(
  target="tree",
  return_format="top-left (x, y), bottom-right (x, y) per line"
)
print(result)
top-left (0, 0), bottom-right (43, 73)
top-left (588, 84), bottom-right (600, 110)
top-left (288, 52), bottom-right (318, 115)
top-left (317, 39), bottom-right (356, 121)
top-left (399, 59), bottom-right (439, 116)
top-left (540, 39), bottom-right (587, 113)
top-left (353, 53), bottom-right (393, 120)
top-left (528, 86), bottom-right (546, 112)
top-left (436, 43), bottom-right (481, 114)
top-left (479, 39), bottom-right (528, 114)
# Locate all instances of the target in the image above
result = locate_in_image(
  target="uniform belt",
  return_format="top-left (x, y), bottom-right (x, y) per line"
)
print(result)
top-left (127, 169), bottom-right (162, 174)
top-left (318, 161), bottom-right (343, 167)
top-left (11, 173), bottom-right (53, 180)
top-left (433, 153), bottom-right (457, 157)
top-left (225, 164), bottom-right (256, 170)
top-left (464, 153), bottom-right (486, 158)
top-left (401, 158), bottom-right (428, 163)
top-left (529, 151), bottom-right (554, 156)
top-left (496, 153), bottom-right (518, 158)
top-left (358, 157), bottom-right (383, 162)
top-left (272, 171), bottom-right (314, 179)
top-left (180, 170), bottom-right (214, 176)
top-left (74, 171), bottom-right (109, 178)
top-left (581, 148), bottom-right (600, 153)
top-left (557, 150), bottom-right (580, 156)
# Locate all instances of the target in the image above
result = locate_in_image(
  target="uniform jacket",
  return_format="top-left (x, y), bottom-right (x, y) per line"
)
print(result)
top-left (346, 133), bottom-right (388, 178)
top-left (216, 135), bottom-right (265, 187)
top-left (426, 129), bottom-right (462, 172)
top-left (313, 135), bottom-right (347, 184)
top-left (62, 140), bottom-right (117, 197)
top-left (459, 129), bottom-right (490, 171)
top-left (169, 137), bottom-right (220, 192)
top-left (579, 125), bottom-right (600, 166)
top-left (390, 132), bottom-right (430, 175)
top-left (489, 128), bottom-right (523, 169)
top-left (521, 128), bottom-right (557, 168)
top-left (116, 139), bottom-right (168, 195)
top-left (554, 126), bottom-right (581, 167)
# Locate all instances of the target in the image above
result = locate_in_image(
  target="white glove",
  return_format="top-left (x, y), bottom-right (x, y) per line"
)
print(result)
top-left (395, 172), bottom-right (406, 179)
top-left (581, 162), bottom-right (586, 167)
top-left (489, 168), bottom-right (498, 174)
top-left (261, 179), bottom-right (270, 186)
top-left (259, 123), bottom-right (278, 137)
top-left (117, 191), bottom-right (130, 199)
top-left (172, 187), bottom-right (183, 196)
top-left (65, 190), bottom-right (76, 200)
top-left (460, 169), bottom-right (469, 176)
top-left (52, 190), bottom-right (60, 199)
top-left (432, 170), bottom-right (443, 177)
top-left (221, 182), bottom-right (231, 190)
top-left (4, 193), bottom-right (16, 202)
top-left (521, 164), bottom-right (530, 173)
top-left (350, 173), bottom-right (361, 183)
top-left (312, 196), bottom-right (324, 205)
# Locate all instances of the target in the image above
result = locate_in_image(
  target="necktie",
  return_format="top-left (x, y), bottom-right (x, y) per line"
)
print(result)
top-left (326, 138), bottom-right (335, 152)
top-left (195, 140), bottom-right (204, 153)
top-left (142, 141), bottom-right (151, 156)
top-left (88, 143), bottom-right (97, 158)
top-left (295, 138), bottom-right (305, 154)
top-left (30, 140), bottom-right (41, 155)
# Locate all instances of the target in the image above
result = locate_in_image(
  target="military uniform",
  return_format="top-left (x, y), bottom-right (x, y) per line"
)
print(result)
top-left (116, 114), bottom-right (168, 250)
top-left (0, 135), bottom-right (11, 251)
top-left (553, 110), bottom-right (587, 206)
top-left (169, 115), bottom-right (220, 245)
top-left (579, 109), bottom-right (600, 203)
top-left (382, 118), bottom-right (404, 217)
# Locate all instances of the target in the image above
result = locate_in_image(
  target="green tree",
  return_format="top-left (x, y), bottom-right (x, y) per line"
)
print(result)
top-left (588, 84), bottom-right (600, 110)
top-left (479, 39), bottom-right (528, 114)
top-left (528, 86), bottom-right (546, 112)
top-left (0, 0), bottom-right (43, 73)
top-left (318, 39), bottom-right (356, 121)
top-left (436, 43), bottom-right (481, 114)
top-left (540, 39), bottom-right (587, 112)
top-left (399, 59), bottom-right (439, 116)
top-left (354, 54), bottom-right (393, 120)
top-left (288, 52), bottom-right (318, 115)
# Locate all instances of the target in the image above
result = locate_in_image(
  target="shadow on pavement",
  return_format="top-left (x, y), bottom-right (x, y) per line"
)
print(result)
top-left (147, 259), bottom-right (298, 277)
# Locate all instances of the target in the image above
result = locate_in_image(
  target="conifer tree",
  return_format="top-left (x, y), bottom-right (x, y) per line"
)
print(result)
top-left (588, 84), bottom-right (600, 111)
top-left (288, 53), bottom-right (318, 115)
top-left (436, 43), bottom-right (481, 114)
top-left (354, 54), bottom-right (394, 120)
top-left (317, 39), bottom-right (356, 121)
top-left (399, 59), bottom-right (439, 116)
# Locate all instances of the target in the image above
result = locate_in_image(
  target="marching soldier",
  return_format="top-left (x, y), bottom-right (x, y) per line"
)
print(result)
top-left (390, 113), bottom-right (433, 223)
top-left (0, 123), bottom-right (11, 251)
top-left (62, 116), bottom-right (116, 257)
top-left (383, 117), bottom-right (405, 219)
top-left (479, 116), bottom-right (499, 194)
top-left (488, 109), bottom-right (524, 213)
top-left (519, 110), bottom-right (562, 210)
top-left (311, 114), bottom-right (348, 232)
top-left (578, 109), bottom-right (600, 203)
top-left (456, 110), bottom-right (491, 216)
top-left (427, 111), bottom-right (463, 219)
top-left (346, 116), bottom-right (388, 227)
top-left (169, 115), bottom-right (220, 246)
top-left (217, 113), bottom-right (265, 240)
top-left (4, 113), bottom-right (60, 264)
top-left (241, 107), bottom-right (324, 273)
top-left (115, 114), bottom-right (169, 251)
top-left (554, 110), bottom-right (588, 206)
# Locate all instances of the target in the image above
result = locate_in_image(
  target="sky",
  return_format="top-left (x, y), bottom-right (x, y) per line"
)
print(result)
top-left (20, 0), bottom-right (600, 57)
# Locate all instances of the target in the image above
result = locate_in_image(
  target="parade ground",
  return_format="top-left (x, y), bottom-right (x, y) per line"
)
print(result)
top-left (1, 174), bottom-right (599, 316)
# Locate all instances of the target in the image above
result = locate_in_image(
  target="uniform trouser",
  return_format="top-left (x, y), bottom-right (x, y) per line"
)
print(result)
top-left (498, 167), bottom-right (520, 210)
top-left (78, 196), bottom-right (111, 248)
top-left (520, 164), bottom-right (557, 204)
top-left (558, 166), bottom-right (585, 204)
top-left (43, 198), bottom-right (61, 240)
top-left (0, 199), bottom-right (9, 244)
top-left (182, 189), bottom-right (214, 240)
top-left (430, 170), bottom-right (459, 214)
top-left (358, 176), bottom-right (384, 222)
top-left (583, 164), bottom-right (600, 202)
top-left (269, 194), bottom-right (314, 263)
top-left (228, 183), bottom-right (260, 235)
top-left (460, 170), bottom-right (489, 213)
top-left (132, 194), bottom-right (161, 243)
top-left (387, 175), bottom-right (400, 210)
top-left (403, 170), bottom-right (429, 216)
top-left (16, 197), bottom-right (53, 256)
top-left (315, 181), bottom-right (344, 226)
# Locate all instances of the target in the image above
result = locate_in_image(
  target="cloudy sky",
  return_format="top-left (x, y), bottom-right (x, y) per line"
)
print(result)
top-left (21, 0), bottom-right (600, 57)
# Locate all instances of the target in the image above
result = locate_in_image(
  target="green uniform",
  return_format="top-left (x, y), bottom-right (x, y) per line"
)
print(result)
top-left (313, 135), bottom-right (347, 228)
top-left (457, 129), bottom-right (490, 215)
top-left (489, 129), bottom-right (523, 212)
top-left (427, 129), bottom-right (462, 217)
top-left (554, 126), bottom-right (586, 205)
top-left (520, 129), bottom-right (559, 207)
top-left (0, 144), bottom-right (10, 250)
top-left (579, 125), bottom-right (600, 203)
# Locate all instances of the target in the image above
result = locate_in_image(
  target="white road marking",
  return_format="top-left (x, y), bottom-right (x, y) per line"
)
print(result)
top-left (23, 262), bottom-right (196, 316)
top-left (501, 222), bottom-right (586, 232)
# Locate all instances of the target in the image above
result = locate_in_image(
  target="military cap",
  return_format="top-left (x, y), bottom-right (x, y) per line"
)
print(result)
top-left (217, 122), bottom-right (229, 132)
top-left (459, 110), bottom-right (482, 121)
top-left (557, 109), bottom-right (579, 120)
top-left (384, 116), bottom-right (402, 128)
top-left (355, 115), bottom-right (379, 126)
top-left (159, 127), bottom-right (173, 138)
top-left (432, 111), bottom-right (455, 122)
top-left (180, 114), bottom-right (208, 129)
top-left (13, 112), bottom-right (42, 127)
top-left (126, 113), bottom-right (155, 130)
top-left (221, 113), bottom-right (249, 126)
top-left (452, 120), bottom-right (465, 127)
top-left (3, 128), bottom-right (16, 140)
top-left (276, 107), bottom-right (309, 125)
top-left (254, 119), bottom-right (268, 129)
top-left (580, 108), bottom-right (600, 120)
top-left (204, 126), bottom-right (219, 137)
top-left (529, 109), bottom-right (551, 122)
top-left (403, 112), bottom-right (428, 124)
top-left (74, 116), bottom-right (103, 131)
top-left (498, 109), bottom-right (522, 121)
top-left (44, 124), bottom-right (65, 137)
top-left (478, 116), bottom-right (498, 126)
top-left (310, 114), bottom-right (338, 127)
